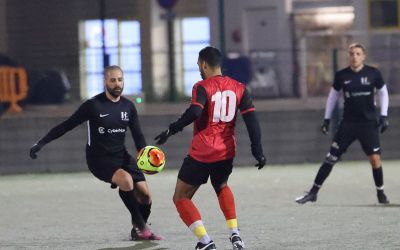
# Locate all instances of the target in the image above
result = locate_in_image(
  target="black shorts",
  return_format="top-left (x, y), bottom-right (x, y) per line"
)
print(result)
top-left (86, 151), bottom-right (146, 184)
top-left (330, 120), bottom-right (381, 157)
top-left (178, 155), bottom-right (233, 187)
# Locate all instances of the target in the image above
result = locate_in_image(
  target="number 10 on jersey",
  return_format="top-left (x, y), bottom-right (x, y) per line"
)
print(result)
top-left (211, 90), bottom-right (236, 122)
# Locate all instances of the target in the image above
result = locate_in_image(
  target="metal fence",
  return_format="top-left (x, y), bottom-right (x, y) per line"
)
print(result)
top-left (299, 30), bottom-right (400, 97)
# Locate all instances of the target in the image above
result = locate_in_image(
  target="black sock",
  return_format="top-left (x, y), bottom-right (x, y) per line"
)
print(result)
top-left (138, 203), bottom-right (151, 223)
top-left (311, 162), bottom-right (334, 193)
top-left (118, 190), bottom-right (146, 229)
top-left (372, 167), bottom-right (384, 190)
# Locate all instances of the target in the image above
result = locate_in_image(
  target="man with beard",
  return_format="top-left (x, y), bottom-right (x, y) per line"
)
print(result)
top-left (29, 65), bottom-right (161, 240)
top-left (155, 46), bottom-right (266, 250)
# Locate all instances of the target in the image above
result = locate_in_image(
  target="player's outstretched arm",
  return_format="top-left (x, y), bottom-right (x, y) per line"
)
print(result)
top-left (29, 121), bottom-right (76, 159)
top-left (155, 84), bottom-right (206, 145)
top-left (29, 102), bottom-right (89, 159)
top-left (154, 104), bottom-right (203, 145)
top-left (377, 85), bottom-right (389, 133)
top-left (378, 116), bottom-right (389, 133)
top-left (128, 104), bottom-right (147, 151)
top-left (154, 129), bottom-right (171, 145)
top-left (321, 119), bottom-right (330, 135)
top-left (321, 88), bottom-right (340, 135)
top-left (29, 143), bottom-right (43, 159)
top-left (242, 111), bottom-right (266, 169)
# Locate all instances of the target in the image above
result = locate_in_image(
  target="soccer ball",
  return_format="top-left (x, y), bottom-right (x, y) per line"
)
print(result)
top-left (136, 146), bottom-right (166, 175)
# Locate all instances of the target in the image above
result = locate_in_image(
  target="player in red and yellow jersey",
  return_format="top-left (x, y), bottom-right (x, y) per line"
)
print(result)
top-left (155, 46), bottom-right (266, 250)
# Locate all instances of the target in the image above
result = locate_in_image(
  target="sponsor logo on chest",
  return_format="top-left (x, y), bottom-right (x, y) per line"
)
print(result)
top-left (98, 127), bottom-right (126, 134)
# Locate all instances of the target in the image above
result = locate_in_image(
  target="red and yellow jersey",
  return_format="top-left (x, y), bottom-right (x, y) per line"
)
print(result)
top-left (189, 75), bottom-right (255, 163)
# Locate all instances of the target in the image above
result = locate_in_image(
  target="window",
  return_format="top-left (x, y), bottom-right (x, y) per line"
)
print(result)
top-left (181, 17), bottom-right (210, 96)
top-left (80, 20), bottom-right (141, 99)
top-left (369, 0), bottom-right (400, 29)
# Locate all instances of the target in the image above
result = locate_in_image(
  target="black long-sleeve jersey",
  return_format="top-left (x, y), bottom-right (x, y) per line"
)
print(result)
top-left (38, 93), bottom-right (146, 157)
top-left (333, 65), bottom-right (385, 122)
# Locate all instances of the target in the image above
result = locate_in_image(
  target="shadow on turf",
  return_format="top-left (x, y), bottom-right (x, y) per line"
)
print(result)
top-left (99, 241), bottom-right (168, 250)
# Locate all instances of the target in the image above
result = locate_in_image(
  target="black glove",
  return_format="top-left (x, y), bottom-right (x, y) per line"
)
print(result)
top-left (378, 116), bottom-right (389, 133)
top-left (321, 119), bottom-right (330, 135)
top-left (251, 144), bottom-right (266, 170)
top-left (30, 143), bottom-right (42, 159)
top-left (255, 155), bottom-right (266, 170)
top-left (154, 129), bottom-right (171, 145)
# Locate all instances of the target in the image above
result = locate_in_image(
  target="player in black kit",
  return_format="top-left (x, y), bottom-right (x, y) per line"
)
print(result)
top-left (296, 43), bottom-right (390, 204)
top-left (29, 65), bottom-right (161, 240)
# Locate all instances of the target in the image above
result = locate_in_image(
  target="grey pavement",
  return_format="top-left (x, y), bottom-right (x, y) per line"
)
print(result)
top-left (1, 161), bottom-right (400, 250)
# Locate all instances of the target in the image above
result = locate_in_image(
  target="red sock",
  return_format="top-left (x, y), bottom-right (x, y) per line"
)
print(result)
top-left (218, 186), bottom-right (236, 220)
top-left (218, 186), bottom-right (239, 235)
top-left (175, 198), bottom-right (202, 226)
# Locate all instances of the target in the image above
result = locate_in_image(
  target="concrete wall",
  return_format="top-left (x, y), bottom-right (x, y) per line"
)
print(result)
top-left (1, 107), bottom-right (399, 175)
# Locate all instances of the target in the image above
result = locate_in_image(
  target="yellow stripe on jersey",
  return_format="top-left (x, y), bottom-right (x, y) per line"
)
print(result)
top-left (226, 219), bottom-right (238, 229)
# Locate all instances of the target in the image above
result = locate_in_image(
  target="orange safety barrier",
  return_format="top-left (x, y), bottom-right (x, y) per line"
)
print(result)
top-left (0, 67), bottom-right (28, 113)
